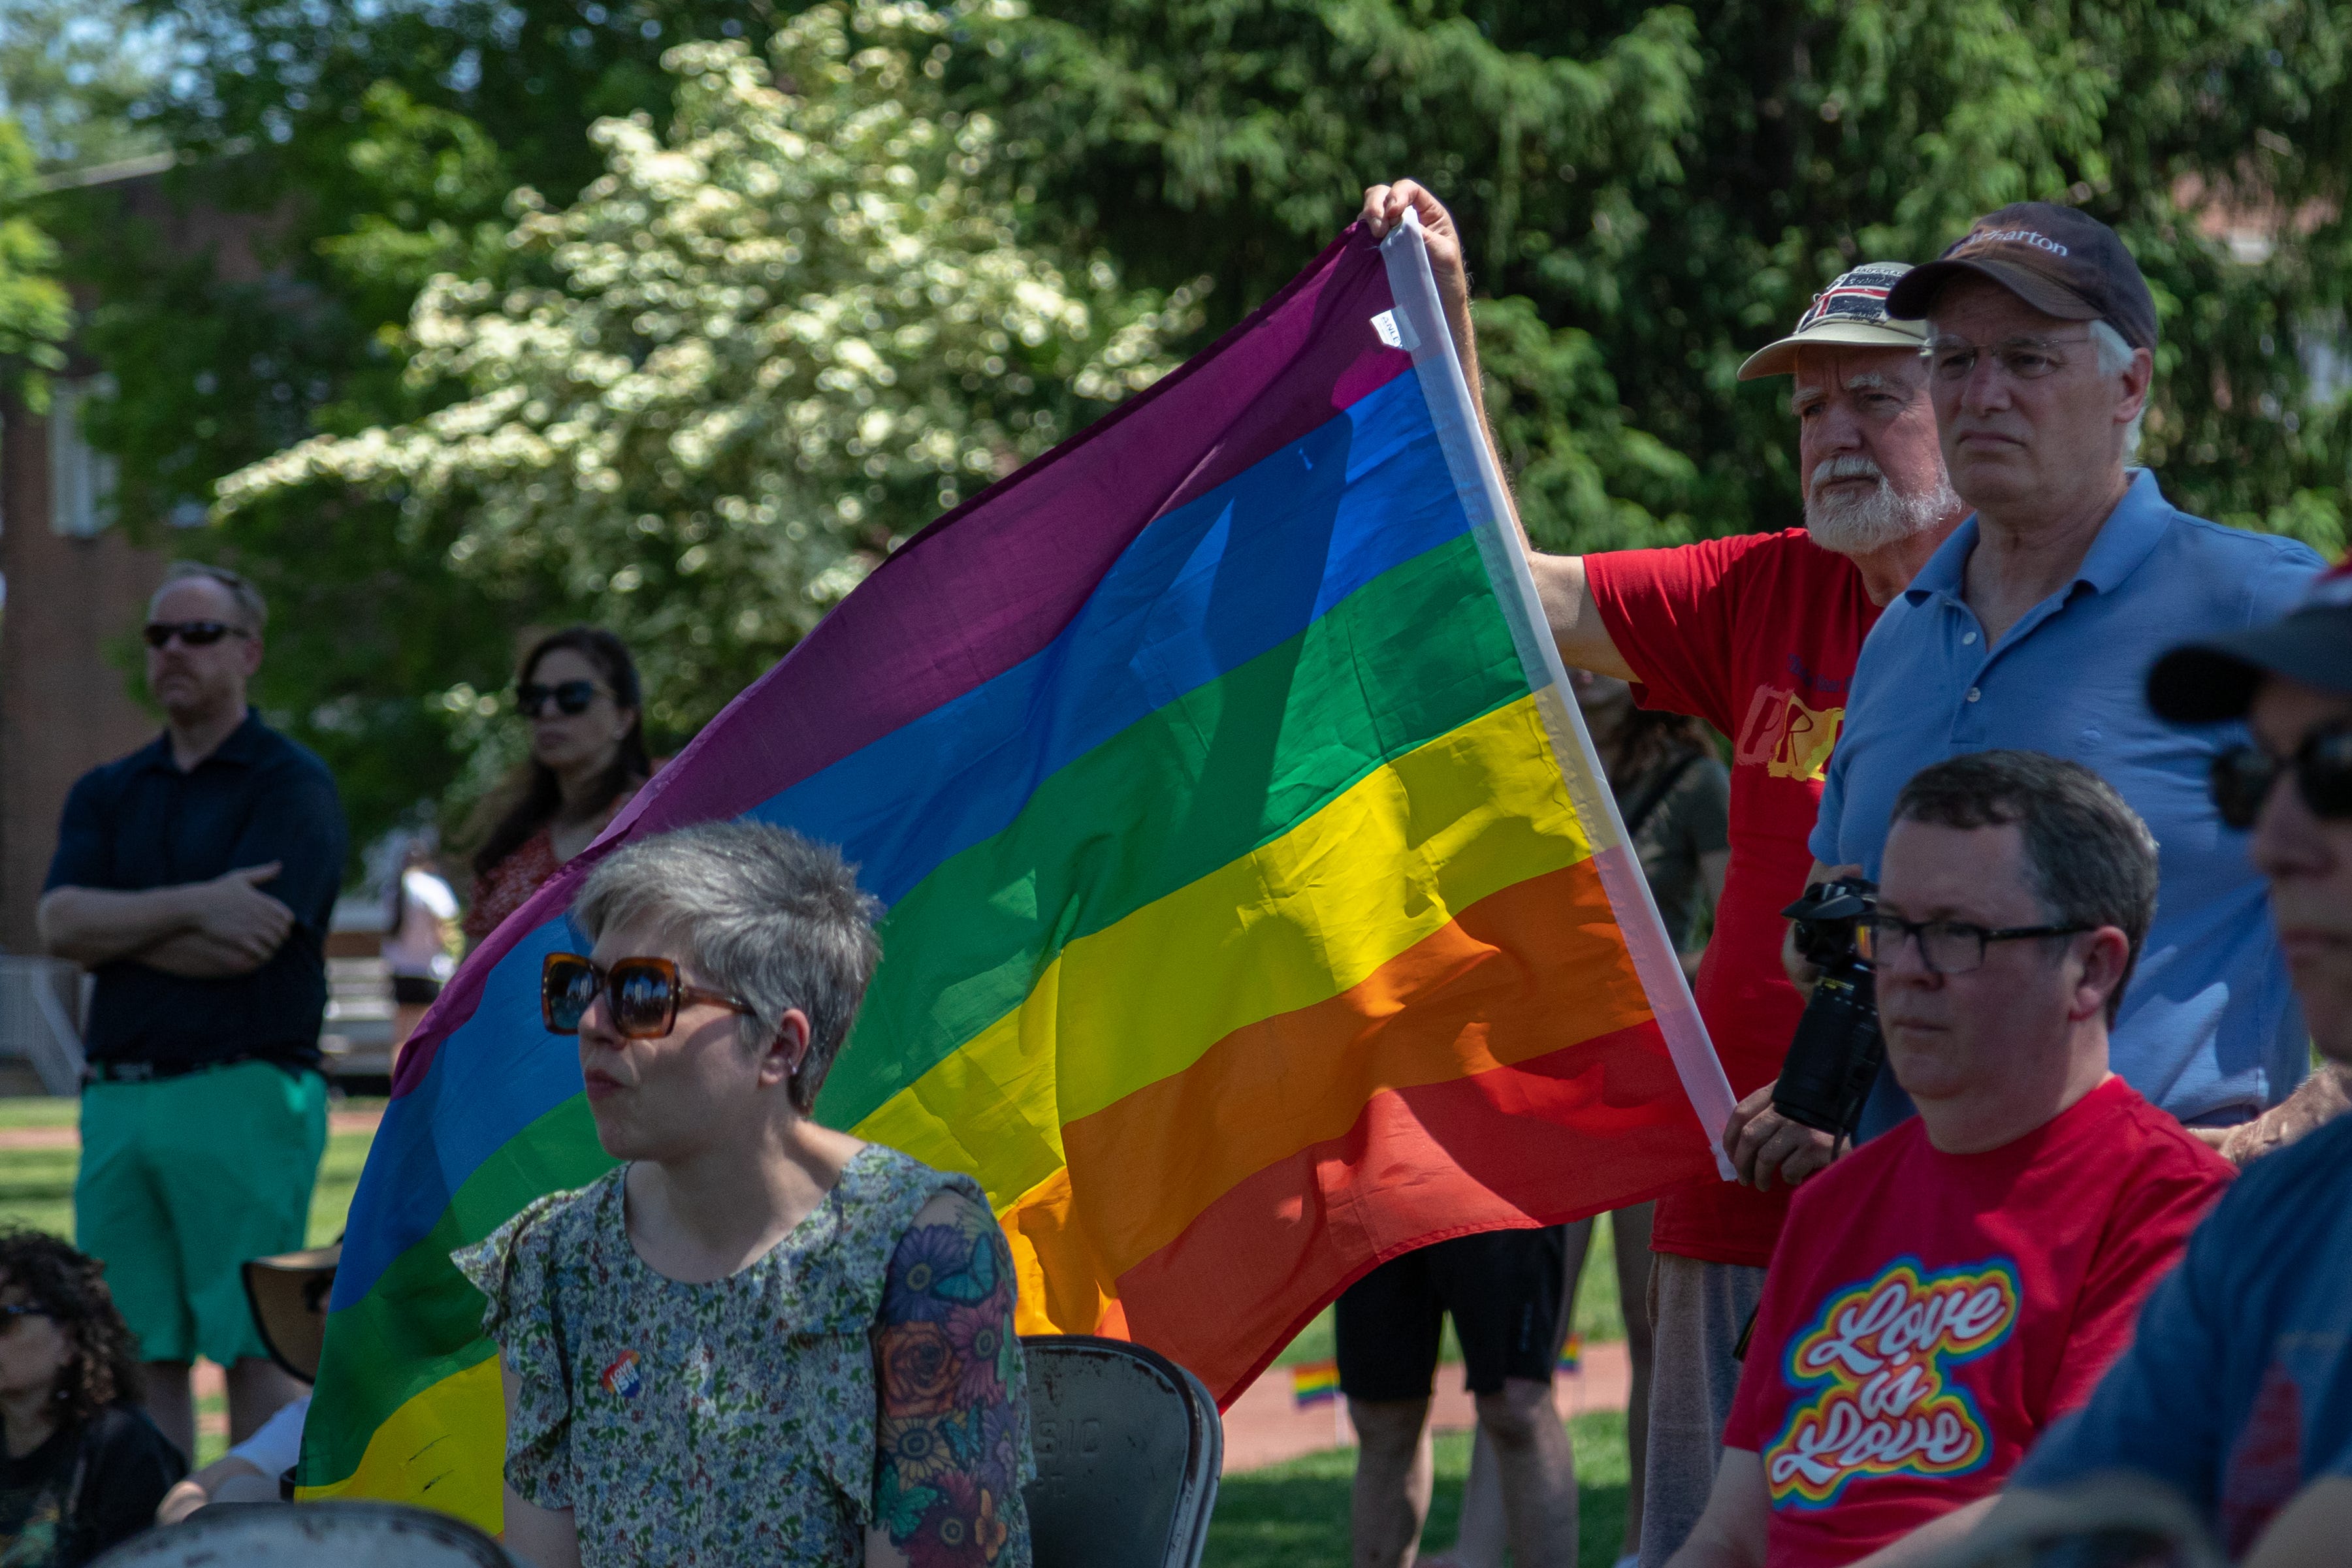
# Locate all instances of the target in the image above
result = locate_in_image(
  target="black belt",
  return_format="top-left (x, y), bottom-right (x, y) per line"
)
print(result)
top-left (85, 1056), bottom-right (310, 1085)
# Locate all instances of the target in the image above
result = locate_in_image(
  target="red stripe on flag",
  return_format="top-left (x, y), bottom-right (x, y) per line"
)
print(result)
top-left (1116, 1019), bottom-right (1716, 1405)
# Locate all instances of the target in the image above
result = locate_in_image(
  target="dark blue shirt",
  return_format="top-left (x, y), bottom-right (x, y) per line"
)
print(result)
top-left (44, 710), bottom-right (347, 1070)
top-left (2013, 1108), bottom-right (2352, 1555)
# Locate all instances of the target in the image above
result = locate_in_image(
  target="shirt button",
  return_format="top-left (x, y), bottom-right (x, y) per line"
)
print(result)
top-left (1961, 631), bottom-right (1978, 645)
top-left (1965, 687), bottom-right (1982, 702)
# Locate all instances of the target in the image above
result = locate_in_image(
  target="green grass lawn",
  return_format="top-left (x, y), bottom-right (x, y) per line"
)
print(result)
top-left (1207, 1410), bottom-right (1632, 1568)
top-left (0, 1096), bottom-right (381, 1468)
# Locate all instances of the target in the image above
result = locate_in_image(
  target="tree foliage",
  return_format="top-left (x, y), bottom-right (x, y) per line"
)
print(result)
top-left (978, 0), bottom-right (2352, 559)
top-left (41, 0), bottom-right (2352, 856)
top-left (212, 1), bottom-right (1193, 732)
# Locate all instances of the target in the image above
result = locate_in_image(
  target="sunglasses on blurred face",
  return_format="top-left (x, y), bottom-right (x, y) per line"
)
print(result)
top-left (541, 953), bottom-right (753, 1040)
top-left (2210, 726), bottom-right (2352, 830)
top-left (516, 679), bottom-right (609, 718)
top-left (142, 620), bottom-right (250, 650)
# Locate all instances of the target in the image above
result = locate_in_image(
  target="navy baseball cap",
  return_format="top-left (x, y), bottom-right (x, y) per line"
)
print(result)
top-left (2148, 562), bottom-right (2352, 722)
top-left (1737, 263), bottom-right (1925, 381)
top-left (1886, 203), bottom-right (2159, 353)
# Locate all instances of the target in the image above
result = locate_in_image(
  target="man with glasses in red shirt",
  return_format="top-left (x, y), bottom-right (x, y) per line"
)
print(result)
top-left (37, 561), bottom-right (346, 1461)
top-left (1361, 180), bottom-right (1968, 1565)
top-left (1670, 752), bottom-right (2231, 1568)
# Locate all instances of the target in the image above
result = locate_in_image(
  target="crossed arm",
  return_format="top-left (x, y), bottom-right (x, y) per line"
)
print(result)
top-left (39, 864), bottom-right (297, 978)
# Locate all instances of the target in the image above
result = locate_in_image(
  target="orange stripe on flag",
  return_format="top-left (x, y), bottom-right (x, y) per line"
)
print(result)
top-left (1057, 857), bottom-right (1647, 1279)
top-left (1118, 1019), bottom-right (1712, 1405)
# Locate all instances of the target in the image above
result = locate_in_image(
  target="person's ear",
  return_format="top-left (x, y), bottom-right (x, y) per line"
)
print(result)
top-left (240, 634), bottom-right (265, 677)
top-left (758, 1010), bottom-right (813, 1091)
top-left (2071, 927), bottom-right (2132, 1023)
top-left (2116, 345), bottom-right (2153, 425)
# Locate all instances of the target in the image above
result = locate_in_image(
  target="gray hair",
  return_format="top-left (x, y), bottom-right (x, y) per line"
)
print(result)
top-left (152, 561), bottom-right (268, 635)
top-left (1891, 750), bottom-right (2158, 1023)
top-left (2088, 320), bottom-right (2147, 462)
top-left (572, 821), bottom-right (883, 1113)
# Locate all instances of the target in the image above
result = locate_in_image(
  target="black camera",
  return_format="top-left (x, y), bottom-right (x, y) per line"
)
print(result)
top-left (1772, 876), bottom-right (1883, 1137)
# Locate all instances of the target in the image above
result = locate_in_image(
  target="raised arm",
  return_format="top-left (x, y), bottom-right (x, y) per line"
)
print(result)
top-left (1357, 180), bottom-right (1634, 681)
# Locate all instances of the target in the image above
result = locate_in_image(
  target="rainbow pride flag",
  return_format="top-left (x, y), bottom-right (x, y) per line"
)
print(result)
top-left (1291, 1360), bottom-right (1344, 1408)
top-left (298, 218), bottom-right (1734, 1528)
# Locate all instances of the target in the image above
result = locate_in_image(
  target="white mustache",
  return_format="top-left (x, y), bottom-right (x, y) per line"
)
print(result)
top-left (1811, 455), bottom-right (1886, 490)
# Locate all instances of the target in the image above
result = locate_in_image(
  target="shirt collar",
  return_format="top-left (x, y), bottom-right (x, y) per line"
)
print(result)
top-left (1905, 468), bottom-right (2172, 606)
top-left (137, 708), bottom-right (266, 773)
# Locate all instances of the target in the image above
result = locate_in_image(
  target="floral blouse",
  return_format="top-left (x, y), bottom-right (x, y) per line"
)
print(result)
top-left (452, 1145), bottom-right (1034, 1567)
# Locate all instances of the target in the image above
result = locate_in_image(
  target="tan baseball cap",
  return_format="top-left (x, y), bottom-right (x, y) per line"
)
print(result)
top-left (1737, 263), bottom-right (1926, 381)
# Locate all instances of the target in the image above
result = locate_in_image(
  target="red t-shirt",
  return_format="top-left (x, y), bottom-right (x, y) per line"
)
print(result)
top-left (1585, 530), bottom-right (1879, 1266)
top-left (1722, 1077), bottom-right (2232, 1567)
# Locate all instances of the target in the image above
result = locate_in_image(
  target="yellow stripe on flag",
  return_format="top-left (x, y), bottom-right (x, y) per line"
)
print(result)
top-left (853, 693), bottom-right (1587, 1189)
top-left (295, 1355), bottom-right (506, 1533)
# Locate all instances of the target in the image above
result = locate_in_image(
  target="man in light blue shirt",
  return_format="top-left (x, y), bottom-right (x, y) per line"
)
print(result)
top-left (1794, 202), bottom-right (2323, 1149)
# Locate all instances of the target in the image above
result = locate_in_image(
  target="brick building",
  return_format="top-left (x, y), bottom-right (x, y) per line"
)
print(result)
top-left (0, 155), bottom-right (270, 957)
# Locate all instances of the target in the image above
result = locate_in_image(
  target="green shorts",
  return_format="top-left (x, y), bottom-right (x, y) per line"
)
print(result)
top-left (75, 1061), bottom-right (328, 1365)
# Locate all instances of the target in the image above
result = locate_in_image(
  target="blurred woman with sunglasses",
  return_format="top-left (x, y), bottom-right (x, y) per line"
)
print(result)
top-left (455, 822), bottom-right (1031, 1568)
top-left (461, 627), bottom-right (653, 949)
top-left (0, 1230), bottom-right (184, 1565)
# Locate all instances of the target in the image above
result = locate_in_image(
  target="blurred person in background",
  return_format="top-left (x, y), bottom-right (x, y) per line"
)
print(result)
top-left (382, 837), bottom-right (457, 1055)
top-left (36, 562), bottom-right (344, 1456)
top-left (461, 627), bottom-right (652, 949)
top-left (1993, 563), bottom-right (2352, 1565)
top-left (1434, 671), bottom-right (1726, 1568)
top-left (0, 1229), bottom-right (185, 1565)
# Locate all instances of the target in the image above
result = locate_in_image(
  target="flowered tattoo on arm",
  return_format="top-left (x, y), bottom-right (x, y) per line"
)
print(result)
top-left (872, 1192), bottom-right (1030, 1568)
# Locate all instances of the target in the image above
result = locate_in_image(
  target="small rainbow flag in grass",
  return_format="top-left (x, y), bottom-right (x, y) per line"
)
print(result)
top-left (1292, 1360), bottom-right (1344, 1408)
top-left (300, 217), bottom-right (1734, 1531)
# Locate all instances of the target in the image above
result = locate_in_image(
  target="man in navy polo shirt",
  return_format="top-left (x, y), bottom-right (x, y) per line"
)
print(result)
top-left (1783, 203), bottom-right (2326, 1160)
top-left (38, 562), bottom-right (346, 1458)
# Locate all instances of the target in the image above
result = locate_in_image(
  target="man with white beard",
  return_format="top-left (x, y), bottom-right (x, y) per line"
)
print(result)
top-left (1362, 182), bottom-right (1967, 1568)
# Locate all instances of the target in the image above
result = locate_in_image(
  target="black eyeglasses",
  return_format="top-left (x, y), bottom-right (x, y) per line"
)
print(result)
top-left (142, 620), bottom-right (250, 650)
top-left (1863, 914), bottom-right (2093, 976)
top-left (541, 953), bottom-right (754, 1039)
top-left (2211, 727), bottom-right (2352, 830)
top-left (517, 680), bottom-right (609, 718)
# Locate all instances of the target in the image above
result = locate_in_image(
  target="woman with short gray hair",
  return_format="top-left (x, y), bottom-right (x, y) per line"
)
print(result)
top-left (454, 821), bottom-right (1033, 1568)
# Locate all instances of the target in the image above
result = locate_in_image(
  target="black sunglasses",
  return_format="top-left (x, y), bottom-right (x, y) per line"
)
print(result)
top-left (541, 953), bottom-right (754, 1040)
top-left (517, 679), bottom-right (609, 718)
top-left (142, 620), bottom-right (250, 650)
top-left (0, 1303), bottom-right (47, 1326)
top-left (2210, 726), bottom-right (2352, 830)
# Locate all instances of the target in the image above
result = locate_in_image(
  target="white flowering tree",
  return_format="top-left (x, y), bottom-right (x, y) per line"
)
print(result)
top-left (216, 0), bottom-right (1198, 728)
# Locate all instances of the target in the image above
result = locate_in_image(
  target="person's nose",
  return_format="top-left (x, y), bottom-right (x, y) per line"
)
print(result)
top-left (2250, 758), bottom-right (2331, 883)
top-left (1956, 353), bottom-right (2010, 418)
top-left (576, 984), bottom-right (625, 1050)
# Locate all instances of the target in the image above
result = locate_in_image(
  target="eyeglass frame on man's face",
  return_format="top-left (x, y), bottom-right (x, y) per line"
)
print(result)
top-left (516, 679), bottom-right (612, 719)
top-left (541, 953), bottom-right (754, 1040)
top-left (142, 620), bottom-right (253, 650)
top-left (1921, 332), bottom-right (2096, 385)
top-left (2211, 724), bottom-right (2352, 830)
top-left (1862, 912), bottom-right (2094, 976)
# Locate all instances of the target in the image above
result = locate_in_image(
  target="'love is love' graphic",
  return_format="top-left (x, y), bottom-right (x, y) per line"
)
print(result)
top-left (1763, 1258), bottom-right (2020, 1507)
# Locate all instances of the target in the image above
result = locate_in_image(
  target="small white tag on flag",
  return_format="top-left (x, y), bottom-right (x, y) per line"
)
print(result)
top-left (1370, 308), bottom-right (1417, 351)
